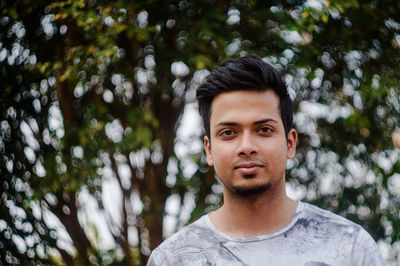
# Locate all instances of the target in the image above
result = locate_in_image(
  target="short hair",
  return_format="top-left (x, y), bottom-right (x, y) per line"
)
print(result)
top-left (196, 54), bottom-right (293, 139)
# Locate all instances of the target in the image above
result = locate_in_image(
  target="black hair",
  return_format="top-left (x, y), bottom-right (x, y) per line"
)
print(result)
top-left (196, 54), bottom-right (293, 138)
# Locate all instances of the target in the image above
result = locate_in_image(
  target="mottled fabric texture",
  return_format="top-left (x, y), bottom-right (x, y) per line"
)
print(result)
top-left (147, 202), bottom-right (384, 266)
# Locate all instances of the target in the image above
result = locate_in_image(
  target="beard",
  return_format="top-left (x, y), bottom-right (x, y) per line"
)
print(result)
top-left (230, 182), bottom-right (272, 197)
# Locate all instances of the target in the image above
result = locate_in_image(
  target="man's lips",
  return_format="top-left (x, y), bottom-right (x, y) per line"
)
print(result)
top-left (234, 162), bottom-right (265, 175)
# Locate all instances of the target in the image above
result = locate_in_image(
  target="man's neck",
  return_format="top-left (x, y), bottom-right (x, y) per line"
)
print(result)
top-left (209, 181), bottom-right (298, 237)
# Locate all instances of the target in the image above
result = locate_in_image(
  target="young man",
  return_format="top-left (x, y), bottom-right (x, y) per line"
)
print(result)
top-left (147, 55), bottom-right (384, 265)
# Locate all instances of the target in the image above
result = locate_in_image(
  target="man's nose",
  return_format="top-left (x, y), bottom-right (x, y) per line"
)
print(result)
top-left (237, 132), bottom-right (258, 156)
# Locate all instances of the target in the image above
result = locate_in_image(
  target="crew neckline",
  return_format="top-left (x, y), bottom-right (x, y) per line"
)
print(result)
top-left (205, 201), bottom-right (304, 242)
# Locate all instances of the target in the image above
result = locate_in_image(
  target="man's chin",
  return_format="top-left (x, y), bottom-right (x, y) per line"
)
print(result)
top-left (231, 183), bottom-right (271, 198)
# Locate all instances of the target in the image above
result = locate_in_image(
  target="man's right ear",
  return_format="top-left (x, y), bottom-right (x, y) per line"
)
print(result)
top-left (204, 136), bottom-right (214, 167)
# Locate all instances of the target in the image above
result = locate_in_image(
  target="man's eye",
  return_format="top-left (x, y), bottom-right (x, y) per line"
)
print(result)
top-left (220, 130), bottom-right (235, 136)
top-left (258, 127), bottom-right (272, 133)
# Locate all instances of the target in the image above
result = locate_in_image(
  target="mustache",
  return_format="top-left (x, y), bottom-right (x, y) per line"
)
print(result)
top-left (232, 158), bottom-right (266, 169)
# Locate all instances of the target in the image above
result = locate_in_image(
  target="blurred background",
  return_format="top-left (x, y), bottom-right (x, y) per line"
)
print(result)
top-left (1, 0), bottom-right (400, 265)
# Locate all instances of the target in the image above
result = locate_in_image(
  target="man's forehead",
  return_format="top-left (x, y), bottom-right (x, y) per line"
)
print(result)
top-left (210, 90), bottom-right (280, 116)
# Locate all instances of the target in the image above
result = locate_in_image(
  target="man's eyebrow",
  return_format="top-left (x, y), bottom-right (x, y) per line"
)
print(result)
top-left (215, 118), bottom-right (278, 128)
top-left (254, 118), bottom-right (279, 125)
top-left (215, 122), bottom-right (238, 127)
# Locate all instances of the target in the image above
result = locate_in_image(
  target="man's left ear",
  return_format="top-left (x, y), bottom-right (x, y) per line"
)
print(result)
top-left (287, 129), bottom-right (297, 159)
top-left (204, 136), bottom-right (214, 166)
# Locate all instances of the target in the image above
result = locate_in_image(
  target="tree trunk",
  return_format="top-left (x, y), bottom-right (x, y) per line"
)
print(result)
top-left (48, 192), bottom-right (92, 265)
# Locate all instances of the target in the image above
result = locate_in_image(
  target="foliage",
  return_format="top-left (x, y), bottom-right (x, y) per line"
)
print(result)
top-left (0, 0), bottom-right (399, 265)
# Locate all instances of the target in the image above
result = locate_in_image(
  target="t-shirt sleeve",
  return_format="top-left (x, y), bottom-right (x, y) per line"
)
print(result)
top-left (147, 248), bottom-right (166, 266)
top-left (351, 228), bottom-right (384, 266)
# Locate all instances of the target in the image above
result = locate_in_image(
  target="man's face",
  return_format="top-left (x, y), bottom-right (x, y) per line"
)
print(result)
top-left (204, 90), bottom-right (297, 197)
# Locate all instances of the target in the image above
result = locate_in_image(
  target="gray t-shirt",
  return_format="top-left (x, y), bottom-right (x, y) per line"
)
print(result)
top-left (147, 202), bottom-right (384, 266)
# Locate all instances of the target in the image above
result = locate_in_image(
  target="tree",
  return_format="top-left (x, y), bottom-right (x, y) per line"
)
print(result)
top-left (1, 0), bottom-right (399, 265)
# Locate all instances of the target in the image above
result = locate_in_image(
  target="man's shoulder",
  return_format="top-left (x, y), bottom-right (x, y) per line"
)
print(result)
top-left (300, 201), bottom-right (361, 228)
top-left (158, 215), bottom-right (212, 248)
top-left (297, 202), bottom-right (377, 248)
top-left (148, 215), bottom-right (218, 265)
top-left (301, 202), bottom-right (384, 265)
